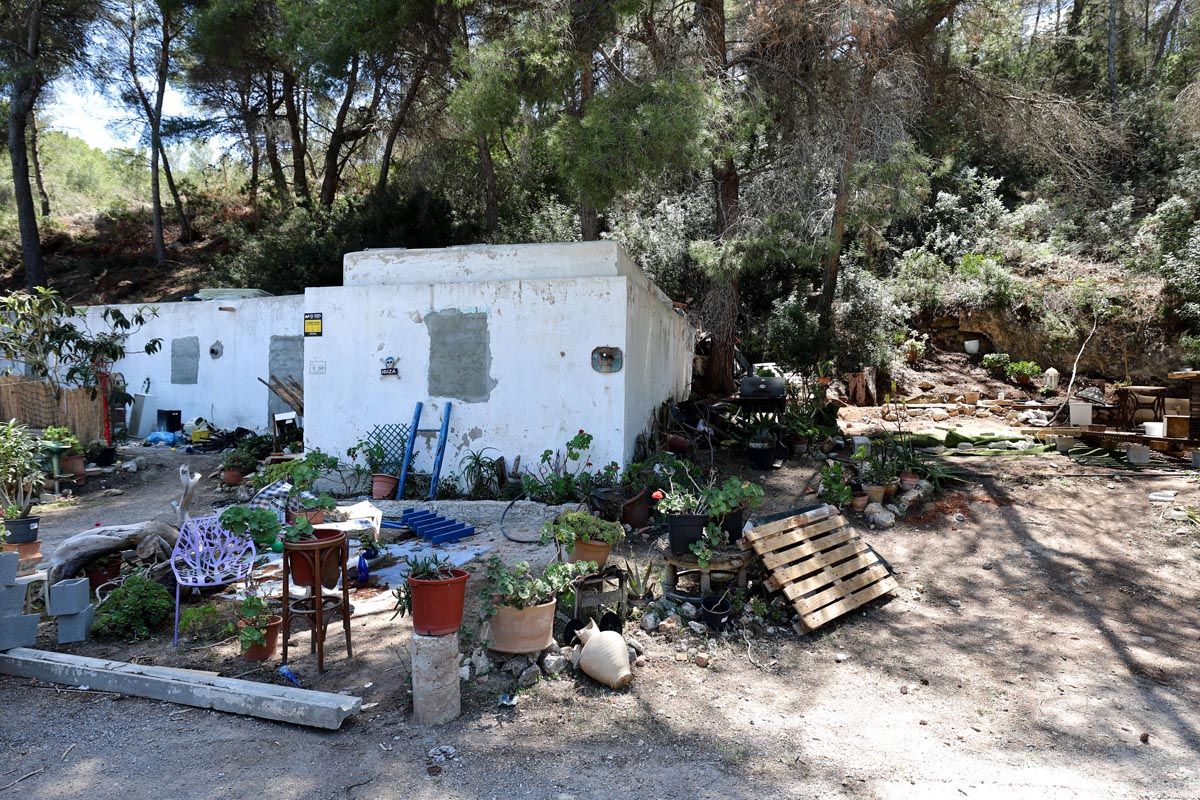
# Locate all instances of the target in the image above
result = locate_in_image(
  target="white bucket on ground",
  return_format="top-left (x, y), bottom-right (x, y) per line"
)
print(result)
top-left (964, 340), bottom-right (980, 355)
top-left (1126, 444), bottom-right (1151, 465)
top-left (1068, 402), bottom-right (1093, 426)
top-left (1143, 421), bottom-right (1165, 438)
top-left (1056, 436), bottom-right (1075, 453)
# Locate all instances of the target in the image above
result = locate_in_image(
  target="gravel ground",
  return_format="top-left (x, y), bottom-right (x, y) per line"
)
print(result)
top-left (2, 445), bottom-right (1198, 800)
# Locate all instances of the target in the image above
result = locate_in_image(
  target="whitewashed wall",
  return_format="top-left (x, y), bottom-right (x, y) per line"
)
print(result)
top-left (82, 295), bottom-right (304, 433)
top-left (307, 241), bottom-right (692, 474)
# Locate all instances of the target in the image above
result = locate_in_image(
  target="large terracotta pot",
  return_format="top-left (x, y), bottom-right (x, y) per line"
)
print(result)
top-left (864, 485), bottom-right (886, 504)
top-left (221, 469), bottom-right (244, 487)
top-left (285, 529), bottom-right (344, 589)
top-left (574, 619), bottom-right (633, 689)
top-left (371, 474), bottom-right (399, 500)
top-left (62, 454), bottom-right (86, 485)
top-left (850, 492), bottom-right (869, 512)
top-left (569, 539), bottom-right (612, 568)
top-left (409, 568), bottom-right (469, 636)
top-left (620, 489), bottom-right (651, 528)
top-left (486, 599), bottom-right (556, 653)
top-left (239, 615), bottom-right (283, 661)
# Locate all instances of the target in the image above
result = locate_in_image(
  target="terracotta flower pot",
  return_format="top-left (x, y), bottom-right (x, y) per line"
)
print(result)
top-left (239, 615), bottom-right (283, 662)
top-left (84, 557), bottom-right (121, 590)
top-left (884, 482), bottom-right (899, 498)
top-left (864, 485), bottom-right (886, 504)
top-left (899, 472), bottom-right (919, 492)
top-left (222, 469), bottom-right (244, 486)
top-left (486, 599), bottom-right (556, 653)
top-left (570, 539), bottom-right (613, 568)
top-left (62, 453), bottom-right (86, 485)
top-left (621, 489), bottom-right (651, 528)
top-left (409, 568), bottom-right (469, 636)
top-left (371, 473), bottom-right (399, 500)
top-left (850, 492), bottom-right (870, 512)
top-left (299, 509), bottom-right (326, 525)
top-left (285, 529), bottom-right (344, 589)
top-left (666, 434), bottom-right (692, 454)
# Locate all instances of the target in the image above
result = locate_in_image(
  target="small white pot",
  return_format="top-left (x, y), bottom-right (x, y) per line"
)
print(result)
top-left (964, 339), bottom-right (981, 355)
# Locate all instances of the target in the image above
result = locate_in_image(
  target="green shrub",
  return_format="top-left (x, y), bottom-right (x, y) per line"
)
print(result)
top-left (1004, 360), bottom-right (1042, 382)
top-left (179, 603), bottom-right (228, 640)
top-left (892, 249), bottom-right (949, 315)
top-left (981, 352), bottom-right (1010, 371)
top-left (92, 574), bottom-right (174, 640)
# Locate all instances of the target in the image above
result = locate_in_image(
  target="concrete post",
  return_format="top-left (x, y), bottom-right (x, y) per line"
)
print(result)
top-left (410, 633), bottom-right (461, 725)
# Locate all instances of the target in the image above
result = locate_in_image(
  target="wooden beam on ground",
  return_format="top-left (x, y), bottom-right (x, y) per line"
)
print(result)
top-left (0, 648), bottom-right (360, 730)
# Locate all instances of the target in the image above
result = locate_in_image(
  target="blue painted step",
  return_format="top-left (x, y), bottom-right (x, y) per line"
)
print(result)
top-left (380, 509), bottom-right (476, 544)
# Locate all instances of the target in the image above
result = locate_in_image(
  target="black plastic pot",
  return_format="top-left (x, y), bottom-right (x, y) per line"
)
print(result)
top-left (95, 447), bottom-right (118, 467)
top-left (717, 507), bottom-right (748, 539)
top-left (701, 595), bottom-right (732, 631)
top-left (747, 444), bottom-right (775, 470)
top-left (5, 516), bottom-right (39, 544)
top-left (666, 514), bottom-right (707, 556)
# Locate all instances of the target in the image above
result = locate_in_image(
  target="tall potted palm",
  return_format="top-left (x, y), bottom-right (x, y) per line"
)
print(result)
top-left (0, 421), bottom-right (46, 543)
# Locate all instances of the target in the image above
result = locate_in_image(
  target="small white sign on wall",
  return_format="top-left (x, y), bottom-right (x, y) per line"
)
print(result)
top-left (309, 360), bottom-right (327, 375)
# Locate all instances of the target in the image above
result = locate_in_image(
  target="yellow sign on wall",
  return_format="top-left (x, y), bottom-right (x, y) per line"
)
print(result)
top-left (304, 312), bottom-right (323, 337)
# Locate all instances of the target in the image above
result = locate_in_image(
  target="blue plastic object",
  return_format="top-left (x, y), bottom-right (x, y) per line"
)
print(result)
top-left (357, 553), bottom-right (369, 585)
top-left (277, 665), bottom-right (302, 688)
top-left (395, 402), bottom-right (423, 500)
top-left (397, 507), bottom-right (475, 544)
top-left (428, 402), bottom-right (452, 500)
top-left (145, 430), bottom-right (184, 446)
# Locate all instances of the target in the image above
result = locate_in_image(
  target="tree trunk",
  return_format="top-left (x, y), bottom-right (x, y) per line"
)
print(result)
top-left (158, 142), bottom-right (192, 242)
top-left (1106, 0), bottom-right (1120, 117)
top-left (149, 128), bottom-right (167, 267)
top-left (318, 55), bottom-right (360, 207)
top-left (696, 0), bottom-right (740, 397)
top-left (579, 63), bottom-right (599, 241)
top-left (9, 75), bottom-right (46, 288)
top-left (376, 66), bottom-right (426, 195)
top-left (281, 68), bottom-right (311, 204)
top-left (30, 110), bottom-right (50, 216)
top-left (1152, 0), bottom-right (1183, 71)
top-left (477, 135), bottom-right (499, 236)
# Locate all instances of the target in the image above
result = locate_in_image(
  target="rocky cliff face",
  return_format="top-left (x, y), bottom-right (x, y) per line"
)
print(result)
top-left (925, 310), bottom-right (1180, 383)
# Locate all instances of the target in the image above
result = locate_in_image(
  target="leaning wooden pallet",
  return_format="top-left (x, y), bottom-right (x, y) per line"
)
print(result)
top-left (739, 504), bottom-right (897, 633)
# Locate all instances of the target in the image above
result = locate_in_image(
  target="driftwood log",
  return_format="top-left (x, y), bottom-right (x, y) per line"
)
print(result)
top-left (46, 466), bottom-right (200, 585)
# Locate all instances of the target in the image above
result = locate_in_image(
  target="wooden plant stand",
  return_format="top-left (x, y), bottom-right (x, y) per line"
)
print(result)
top-left (656, 539), bottom-right (750, 603)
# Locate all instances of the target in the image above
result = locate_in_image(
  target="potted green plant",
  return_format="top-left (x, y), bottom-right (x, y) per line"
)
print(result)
top-left (853, 445), bottom-right (888, 504)
top-left (218, 506), bottom-right (281, 552)
top-left (0, 421), bottom-right (45, 544)
top-left (82, 552), bottom-right (122, 590)
top-left (1004, 360), bottom-right (1042, 387)
top-left (221, 449), bottom-right (258, 486)
top-left (392, 555), bottom-right (470, 636)
top-left (819, 462), bottom-right (855, 509)
top-left (480, 558), bottom-right (593, 653)
top-left (347, 437), bottom-right (398, 500)
top-left (703, 477), bottom-right (765, 538)
top-left (745, 418), bottom-right (778, 470)
top-left (235, 589), bottom-right (283, 662)
top-left (296, 492), bottom-right (336, 525)
top-left (281, 509), bottom-right (342, 589)
top-left (981, 352), bottom-right (1010, 375)
top-left (541, 510), bottom-right (625, 568)
top-left (42, 426), bottom-right (84, 483)
top-left (654, 477), bottom-right (711, 556)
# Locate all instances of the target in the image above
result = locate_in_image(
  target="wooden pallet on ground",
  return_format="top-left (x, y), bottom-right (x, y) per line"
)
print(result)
top-left (739, 504), bottom-right (897, 634)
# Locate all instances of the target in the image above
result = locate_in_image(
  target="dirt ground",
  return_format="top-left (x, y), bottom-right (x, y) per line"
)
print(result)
top-left (3, 435), bottom-right (1199, 800)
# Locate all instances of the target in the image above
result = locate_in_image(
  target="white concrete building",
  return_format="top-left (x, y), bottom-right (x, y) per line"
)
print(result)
top-left (90, 241), bottom-right (694, 477)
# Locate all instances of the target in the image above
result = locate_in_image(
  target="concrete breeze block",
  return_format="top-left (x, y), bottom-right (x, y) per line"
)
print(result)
top-left (0, 552), bottom-right (17, 587)
top-left (0, 613), bottom-right (39, 651)
top-left (410, 632), bottom-right (461, 726)
top-left (56, 605), bottom-right (95, 644)
top-left (49, 578), bottom-right (91, 616)
top-left (0, 583), bottom-right (25, 618)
